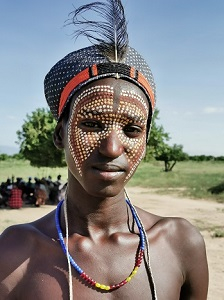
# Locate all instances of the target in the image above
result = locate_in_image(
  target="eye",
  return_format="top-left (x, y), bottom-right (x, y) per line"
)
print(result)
top-left (123, 124), bottom-right (143, 138)
top-left (80, 120), bottom-right (103, 131)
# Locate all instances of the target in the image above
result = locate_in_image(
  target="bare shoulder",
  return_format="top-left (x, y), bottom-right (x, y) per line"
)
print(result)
top-left (0, 223), bottom-right (39, 256)
top-left (0, 223), bottom-right (39, 296)
top-left (0, 211), bottom-right (57, 297)
top-left (136, 205), bottom-right (205, 250)
top-left (0, 209), bottom-right (56, 252)
top-left (136, 206), bottom-right (208, 298)
top-left (0, 221), bottom-right (47, 273)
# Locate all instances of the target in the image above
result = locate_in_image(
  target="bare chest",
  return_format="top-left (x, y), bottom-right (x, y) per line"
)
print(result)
top-left (15, 241), bottom-right (182, 300)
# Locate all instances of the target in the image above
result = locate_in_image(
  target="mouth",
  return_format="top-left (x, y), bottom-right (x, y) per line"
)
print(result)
top-left (93, 164), bottom-right (124, 172)
top-left (91, 164), bottom-right (125, 180)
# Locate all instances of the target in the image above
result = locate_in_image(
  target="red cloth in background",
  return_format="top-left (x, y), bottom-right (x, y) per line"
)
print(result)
top-left (9, 187), bottom-right (23, 209)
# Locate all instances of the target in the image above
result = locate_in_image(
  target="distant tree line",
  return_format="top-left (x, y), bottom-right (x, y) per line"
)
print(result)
top-left (0, 108), bottom-right (223, 172)
top-left (188, 155), bottom-right (224, 162)
top-left (2, 152), bottom-right (223, 163)
top-left (0, 153), bottom-right (24, 161)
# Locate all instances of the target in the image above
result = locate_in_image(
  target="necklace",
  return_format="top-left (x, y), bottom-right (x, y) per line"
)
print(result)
top-left (55, 199), bottom-right (145, 291)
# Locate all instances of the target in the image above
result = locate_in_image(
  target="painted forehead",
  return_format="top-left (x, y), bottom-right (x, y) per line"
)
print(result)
top-left (71, 84), bottom-right (149, 120)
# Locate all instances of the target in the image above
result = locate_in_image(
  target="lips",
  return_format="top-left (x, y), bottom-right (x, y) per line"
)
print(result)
top-left (91, 163), bottom-right (126, 180)
top-left (93, 164), bottom-right (124, 172)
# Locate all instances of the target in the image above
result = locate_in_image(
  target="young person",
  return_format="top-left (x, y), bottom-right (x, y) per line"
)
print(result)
top-left (0, 1), bottom-right (208, 299)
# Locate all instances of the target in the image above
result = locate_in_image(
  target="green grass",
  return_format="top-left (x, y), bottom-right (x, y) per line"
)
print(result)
top-left (1, 159), bottom-right (224, 202)
top-left (0, 159), bottom-right (68, 183)
top-left (211, 228), bottom-right (224, 238)
top-left (127, 160), bottom-right (224, 202)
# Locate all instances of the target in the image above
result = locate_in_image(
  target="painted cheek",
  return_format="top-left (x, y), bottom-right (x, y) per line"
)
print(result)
top-left (69, 122), bottom-right (102, 176)
top-left (116, 96), bottom-right (148, 181)
top-left (69, 115), bottom-right (146, 180)
top-left (124, 136), bottom-right (146, 181)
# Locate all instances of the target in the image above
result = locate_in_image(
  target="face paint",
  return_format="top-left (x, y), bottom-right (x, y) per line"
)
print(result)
top-left (68, 85), bottom-right (148, 181)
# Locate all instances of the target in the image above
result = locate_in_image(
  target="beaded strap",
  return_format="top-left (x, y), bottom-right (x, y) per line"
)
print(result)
top-left (125, 193), bottom-right (158, 300)
top-left (55, 199), bottom-right (145, 291)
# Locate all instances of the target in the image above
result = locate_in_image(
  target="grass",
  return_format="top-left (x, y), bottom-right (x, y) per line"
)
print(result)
top-left (128, 160), bottom-right (224, 202)
top-left (1, 159), bottom-right (224, 202)
top-left (211, 228), bottom-right (224, 238)
top-left (0, 159), bottom-right (68, 183)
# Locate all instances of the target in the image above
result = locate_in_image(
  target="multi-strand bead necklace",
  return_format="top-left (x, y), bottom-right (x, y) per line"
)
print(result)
top-left (55, 199), bottom-right (145, 291)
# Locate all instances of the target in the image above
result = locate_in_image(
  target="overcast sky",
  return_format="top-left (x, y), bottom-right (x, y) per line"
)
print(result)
top-left (0, 0), bottom-right (224, 156)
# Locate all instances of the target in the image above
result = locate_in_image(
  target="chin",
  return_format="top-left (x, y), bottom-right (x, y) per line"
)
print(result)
top-left (68, 167), bottom-right (128, 199)
top-left (84, 181), bottom-right (125, 199)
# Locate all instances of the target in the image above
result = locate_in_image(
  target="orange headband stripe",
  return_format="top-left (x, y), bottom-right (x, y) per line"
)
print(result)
top-left (59, 67), bottom-right (92, 116)
top-left (137, 72), bottom-right (155, 110)
top-left (58, 64), bottom-right (155, 117)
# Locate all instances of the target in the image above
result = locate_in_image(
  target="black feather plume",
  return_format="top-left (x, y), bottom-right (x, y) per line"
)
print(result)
top-left (67, 0), bottom-right (129, 62)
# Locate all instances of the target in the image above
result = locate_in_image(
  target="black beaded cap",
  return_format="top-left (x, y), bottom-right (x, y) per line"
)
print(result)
top-left (44, 45), bottom-right (156, 121)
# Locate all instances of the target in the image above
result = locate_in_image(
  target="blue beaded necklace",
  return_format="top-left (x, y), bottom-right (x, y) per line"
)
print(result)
top-left (55, 199), bottom-right (145, 291)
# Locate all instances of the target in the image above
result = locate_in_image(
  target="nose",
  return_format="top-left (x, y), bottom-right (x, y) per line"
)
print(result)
top-left (98, 130), bottom-right (123, 158)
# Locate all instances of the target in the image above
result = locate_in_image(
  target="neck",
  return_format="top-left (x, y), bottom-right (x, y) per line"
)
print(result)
top-left (60, 180), bottom-right (129, 239)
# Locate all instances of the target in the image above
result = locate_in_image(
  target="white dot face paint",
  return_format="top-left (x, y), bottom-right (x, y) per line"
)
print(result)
top-left (68, 84), bottom-right (148, 181)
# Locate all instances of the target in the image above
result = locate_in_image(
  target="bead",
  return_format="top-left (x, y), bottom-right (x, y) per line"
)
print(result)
top-left (132, 267), bottom-right (138, 275)
top-left (110, 285), bottom-right (116, 290)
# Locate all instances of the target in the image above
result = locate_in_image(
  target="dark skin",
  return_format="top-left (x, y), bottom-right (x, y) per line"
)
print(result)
top-left (0, 78), bottom-right (208, 299)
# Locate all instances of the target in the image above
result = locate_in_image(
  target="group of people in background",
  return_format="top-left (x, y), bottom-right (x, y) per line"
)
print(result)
top-left (0, 175), bottom-right (67, 209)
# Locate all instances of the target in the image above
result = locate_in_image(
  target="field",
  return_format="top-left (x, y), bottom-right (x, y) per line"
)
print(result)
top-left (0, 158), bottom-right (68, 184)
top-left (1, 158), bottom-right (224, 202)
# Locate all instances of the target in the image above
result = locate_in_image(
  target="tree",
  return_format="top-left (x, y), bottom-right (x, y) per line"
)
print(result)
top-left (17, 108), bottom-right (65, 167)
top-left (0, 154), bottom-right (9, 161)
top-left (144, 108), bottom-right (170, 161)
top-left (144, 109), bottom-right (188, 171)
top-left (155, 144), bottom-right (188, 172)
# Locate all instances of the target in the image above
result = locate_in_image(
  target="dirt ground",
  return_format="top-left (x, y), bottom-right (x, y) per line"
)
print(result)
top-left (0, 186), bottom-right (223, 300)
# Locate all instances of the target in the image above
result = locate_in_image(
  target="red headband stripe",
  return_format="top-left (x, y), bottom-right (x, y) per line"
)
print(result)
top-left (135, 70), bottom-right (155, 110)
top-left (58, 67), bottom-right (90, 116)
top-left (58, 64), bottom-right (155, 117)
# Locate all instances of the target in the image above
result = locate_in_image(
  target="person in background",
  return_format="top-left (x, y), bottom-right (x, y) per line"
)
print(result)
top-left (8, 183), bottom-right (23, 209)
top-left (34, 178), bottom-right (48, 206)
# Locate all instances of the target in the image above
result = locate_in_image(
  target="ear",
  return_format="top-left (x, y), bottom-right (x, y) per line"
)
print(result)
top-left (53, 120), bottom-right (65, 150)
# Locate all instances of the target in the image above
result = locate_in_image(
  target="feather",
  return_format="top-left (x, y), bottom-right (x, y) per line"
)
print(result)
top-left (66, 0), bottom-right (129, 62)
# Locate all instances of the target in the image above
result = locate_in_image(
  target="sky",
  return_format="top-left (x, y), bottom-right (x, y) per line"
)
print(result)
top-left (0, 0), bottom-right (224, 156)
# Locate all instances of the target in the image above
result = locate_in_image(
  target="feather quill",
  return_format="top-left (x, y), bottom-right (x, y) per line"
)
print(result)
top-left (67, 0), bottom-right (129, 62)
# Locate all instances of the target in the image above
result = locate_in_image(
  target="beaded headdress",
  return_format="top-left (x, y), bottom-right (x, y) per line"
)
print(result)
top-left (44, 0), bottom-right (156, 135)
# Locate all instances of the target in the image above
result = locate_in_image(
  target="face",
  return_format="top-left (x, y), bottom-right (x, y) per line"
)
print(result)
top-left (64, 78), bottom-right (149, 197)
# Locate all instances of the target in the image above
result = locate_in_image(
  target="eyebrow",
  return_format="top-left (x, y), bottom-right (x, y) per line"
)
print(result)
top-left (79, 109), bottom-right (99, 116)
top-left (78, 109), bottom-right (147, 123)
top-left (121, 112), bottom-right (146, 123)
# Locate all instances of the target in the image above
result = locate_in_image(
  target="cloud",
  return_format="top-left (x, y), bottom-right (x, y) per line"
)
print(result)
top-left (203, 107), bottom-right (224, 114)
